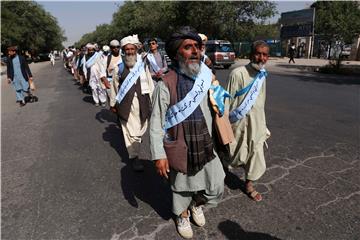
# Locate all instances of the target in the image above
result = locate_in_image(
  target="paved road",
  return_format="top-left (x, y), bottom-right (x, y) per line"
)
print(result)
top-left (1, 60), bottom-right (359, 240)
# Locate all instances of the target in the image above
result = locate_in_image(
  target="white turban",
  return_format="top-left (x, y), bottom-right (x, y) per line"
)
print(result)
top-left (110, 39), bottom-right (120, 47)
top-left (198, 33), bottom-right (208, 42)
top-left (102, 45), bottom-right (110, 52)
top-left (120, 34), bottom-right (140, 48)
top-left (86, 43), bottom-right (95, 49)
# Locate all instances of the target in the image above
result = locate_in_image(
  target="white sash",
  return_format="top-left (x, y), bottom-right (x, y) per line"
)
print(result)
top-left (80, 55), bottom-right (85, 66)
top-left (107, 57), bottom-right (123, 82)
top-left (115, 55), bottom-right (145, 104)
top-left (229, 69), bottom-right (267, 123)
top-left (164, 62), bottom-right (212, 130)
top-left (85, 52), bottom-right (101, 68)
top-left (147, 53), bottom-right (161, 72)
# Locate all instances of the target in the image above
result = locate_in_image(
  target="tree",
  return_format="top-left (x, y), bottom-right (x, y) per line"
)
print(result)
top-left (1, 1), bottom-right (66, 53)
top-left (76, 1), bottom-right (277, 46)
top-left (311, 1), bottom-right (360, 66)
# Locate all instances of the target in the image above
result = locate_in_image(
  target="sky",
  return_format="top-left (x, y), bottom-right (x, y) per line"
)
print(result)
top-left (37, 1), bottom-right (313, 47)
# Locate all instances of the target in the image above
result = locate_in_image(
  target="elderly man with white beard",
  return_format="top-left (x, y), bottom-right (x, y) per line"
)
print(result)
top-left (150, 26), bottom-right (225, 239)
top-left (114, 35), bottom-right (154, 171)
top-left (224, 40), bottom-right (271, 202)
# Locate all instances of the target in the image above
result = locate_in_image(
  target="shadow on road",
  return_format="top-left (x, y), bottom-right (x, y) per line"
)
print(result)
top-left (95, 108), bottom-right (117, 124)
top-left (277, 63), bottom-right (319, 71)
top-left (273, 67), bottom-right (360, 85)
top-left (224, 169), bottom-right (246, 193)
top-left (82, 95), bottom-right (94, 104)
top-left (218, 220), bottom-right (282, 240)
top-left (102, 121), bottom-right (173, 220)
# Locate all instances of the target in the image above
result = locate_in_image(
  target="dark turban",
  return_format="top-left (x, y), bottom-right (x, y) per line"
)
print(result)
top-left (165, 26), bottom-right (202, 61)
top-left (7, 45), bottom-right (18, 51)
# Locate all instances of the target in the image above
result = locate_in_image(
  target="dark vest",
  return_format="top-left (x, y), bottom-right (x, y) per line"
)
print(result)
top-left (162, 70), bottom-right (188, 173)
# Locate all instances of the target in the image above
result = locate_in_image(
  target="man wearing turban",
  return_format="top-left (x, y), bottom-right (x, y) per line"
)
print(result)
top-left (114, 34), bottom-right (154, 171)
top-left (150, 26), bottom-right (225, 239)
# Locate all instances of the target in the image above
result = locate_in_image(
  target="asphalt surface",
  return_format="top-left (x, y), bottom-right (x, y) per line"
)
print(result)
top-left (1, 60), bottom-right (360, 240)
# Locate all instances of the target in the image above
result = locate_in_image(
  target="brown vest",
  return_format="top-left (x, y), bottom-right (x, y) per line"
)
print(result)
top-left (162, 70), bottom-right (188, 173)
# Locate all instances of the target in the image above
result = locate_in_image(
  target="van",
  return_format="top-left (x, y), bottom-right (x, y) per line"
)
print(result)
top-left (206, 40), bottom-right (235, 69)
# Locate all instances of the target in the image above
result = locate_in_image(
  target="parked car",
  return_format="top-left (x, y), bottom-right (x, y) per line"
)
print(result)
top-left (340, 44), bottom-right (351, 59)
top-left (1, 54), bottom-right (8, 65)
top-left (206, 40), bottom-right (235, 69)
top-left (37, 52), bottom-right (50, 62)
top-left (156, 41), bottom-right (171, 66)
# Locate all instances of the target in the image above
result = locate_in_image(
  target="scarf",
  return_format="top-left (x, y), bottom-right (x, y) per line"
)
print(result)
top-left (177, 73), bottom-right (215, 174)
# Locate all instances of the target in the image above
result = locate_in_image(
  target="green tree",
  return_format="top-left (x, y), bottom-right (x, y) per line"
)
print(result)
top-left (76, 1), bottom-right (277, 46)
top-left (311, 1), bottom-right (360, 66)
top-left (1, 1), bottom-right (66, 53)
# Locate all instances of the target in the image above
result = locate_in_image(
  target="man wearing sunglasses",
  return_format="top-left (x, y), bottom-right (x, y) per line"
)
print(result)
top-left (146, 38), bottom-right (168, 82)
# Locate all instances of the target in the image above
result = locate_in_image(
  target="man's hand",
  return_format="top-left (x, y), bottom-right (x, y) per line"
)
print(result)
top-left (7, 78), bottom-right (11, 84)
top-left (155, 70), bottom-right (163, 78)
top-left (110, 106), bottom-right (117, 113)
top-left (101, 77), bottom-right (111, 89)
top-left (155, 159), bottom-right (170, 179)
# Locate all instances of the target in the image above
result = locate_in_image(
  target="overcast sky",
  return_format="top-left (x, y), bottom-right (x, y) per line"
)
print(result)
top-left (37, 1), bottom-right (313, 47)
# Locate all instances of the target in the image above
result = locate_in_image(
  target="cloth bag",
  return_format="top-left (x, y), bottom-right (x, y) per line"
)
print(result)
top-left (214, 110), bottom-right (235, 145)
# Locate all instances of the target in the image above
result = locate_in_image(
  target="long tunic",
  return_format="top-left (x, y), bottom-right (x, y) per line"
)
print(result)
top-left (225, 64), bottom-right (268, 181)
top-left (12, 56), bottom-right (29, 91)
top-left (150, 79), bottom-right (225, 193)
top-left (88, 57), bottom-right (107, 90)
top-left (114, 61), bottom-right (154, 160)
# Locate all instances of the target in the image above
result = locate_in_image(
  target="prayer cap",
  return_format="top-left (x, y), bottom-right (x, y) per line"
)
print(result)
top-left (102, 45), bottom-right (110, 52)
top-left (165, 26), bottom-right (202, 61)
top-left (198, 33), bottom-right (208, 42)
top-left (120, 34), bottom-right (140, 48)
top-left (86, 43), bottom-right (95, 49)
top-left (110, 39), bottom-right (120, 47)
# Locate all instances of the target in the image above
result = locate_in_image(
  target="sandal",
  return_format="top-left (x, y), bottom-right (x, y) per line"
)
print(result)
top-left (246, 182), bottom-right (262, 202)
top-left (247, 190), bottom-right (262, 202)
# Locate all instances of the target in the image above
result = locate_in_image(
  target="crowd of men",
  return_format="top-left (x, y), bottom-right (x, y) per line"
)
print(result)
top-left (8, 26), bottom-right (271, 239)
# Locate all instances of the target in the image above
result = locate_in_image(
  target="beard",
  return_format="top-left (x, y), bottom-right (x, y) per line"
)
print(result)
top-left (124, 54), bottom-right (137, 68)
top-left (178, 54), bottom-right (201, 78)
top-left (250, 61), bottom-right (265, 71)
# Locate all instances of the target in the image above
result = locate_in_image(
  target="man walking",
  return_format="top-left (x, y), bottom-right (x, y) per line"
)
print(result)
top-left (150, 26), bottom-right (225, 239)
top-left (146, 38), bottom-right (168, 82)
top-left (48, 51), bottom-right (55, 66)
top-left (83, 43), bottom-right (110, 107)
top-left (225, 40), bottom-right (271, 202)
top-left (288, 42), bottom-right (296, 64)
top-left (106, 39), bottom-right (123, 111)
top-left (115, 35), bottom-right (154, 171)
top-left (6, 46), bottom-right (34, 107)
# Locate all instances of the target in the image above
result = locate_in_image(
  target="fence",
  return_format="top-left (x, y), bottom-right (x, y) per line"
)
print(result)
top-left (233, 41), bottom-right (282, 58)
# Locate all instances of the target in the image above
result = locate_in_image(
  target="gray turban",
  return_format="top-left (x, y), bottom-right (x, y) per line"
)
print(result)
top-left (165, 26), bottom-right (202, 61)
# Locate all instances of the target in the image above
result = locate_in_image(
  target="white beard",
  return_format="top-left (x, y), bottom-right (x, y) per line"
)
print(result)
top-left (178, 55), bottom-right (201, 78)
top-left (251, 62), bottom-right (265, 71)
top-left (125, 54), bottom-right (137, 68)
